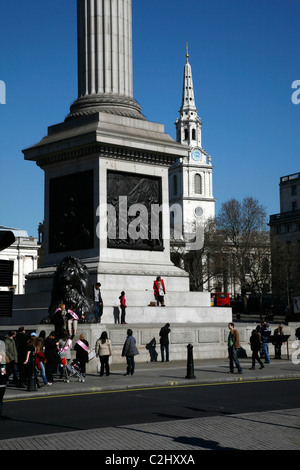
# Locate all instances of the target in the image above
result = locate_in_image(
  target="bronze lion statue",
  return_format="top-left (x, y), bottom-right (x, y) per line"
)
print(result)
top-left (48, 256), bottom-right (95, 322)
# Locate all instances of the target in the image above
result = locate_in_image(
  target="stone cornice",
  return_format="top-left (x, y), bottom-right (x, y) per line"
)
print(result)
top-left (29, 142), bottom-right (179, 169)
top-left (23, 112), bottom-right (188, 168)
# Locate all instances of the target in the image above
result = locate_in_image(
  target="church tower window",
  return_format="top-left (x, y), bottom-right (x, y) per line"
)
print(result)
top-left (194, 174), bottom-right (202, 194)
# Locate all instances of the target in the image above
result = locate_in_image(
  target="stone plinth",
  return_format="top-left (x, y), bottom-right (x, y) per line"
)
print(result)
top-left (23, 112), bottom-right (188, 272)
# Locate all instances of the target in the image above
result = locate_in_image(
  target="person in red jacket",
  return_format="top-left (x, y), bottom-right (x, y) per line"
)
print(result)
top-left (36, 341), bottom-right (52, 386)
top-left (153, 276), bottom-right (166, 306)
top-left (119, 291), bottom-right (127, 324)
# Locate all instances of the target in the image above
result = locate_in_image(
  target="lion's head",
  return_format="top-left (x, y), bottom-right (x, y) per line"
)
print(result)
top-left (48, 256), bottom-right (95, 322)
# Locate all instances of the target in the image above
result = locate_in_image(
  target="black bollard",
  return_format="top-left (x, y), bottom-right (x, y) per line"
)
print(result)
top-left (27, 351), bottom-right (37, 391)
top-left (185, 343), bottom-right (196, 379)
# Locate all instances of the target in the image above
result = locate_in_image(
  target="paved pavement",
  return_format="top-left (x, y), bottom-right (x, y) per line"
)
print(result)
top-left (4, 356), bottom-right (300, 399)
top-left (1, 357), bottom-right (300, 451)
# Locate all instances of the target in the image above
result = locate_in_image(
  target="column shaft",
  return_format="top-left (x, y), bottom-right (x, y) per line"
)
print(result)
top-left (77, 0), bottom-right (133, 98)
top-left (68, 0), bottom-right (143, 120)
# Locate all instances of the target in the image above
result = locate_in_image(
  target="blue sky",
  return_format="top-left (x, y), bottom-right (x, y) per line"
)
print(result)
top-left (0, 0), bottom-right (299, 237)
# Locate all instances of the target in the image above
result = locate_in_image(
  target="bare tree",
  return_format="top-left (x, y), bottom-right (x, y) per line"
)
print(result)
top-left (216, 196), bottom-right (269, 311)
top-left (171, 197), bottom-right (271, 307)
top-left (171, 218), bottom-right (228, 292)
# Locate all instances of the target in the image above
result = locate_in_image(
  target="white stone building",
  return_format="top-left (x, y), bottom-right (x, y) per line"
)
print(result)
top-left (0, 226), bottom-right (39, 295)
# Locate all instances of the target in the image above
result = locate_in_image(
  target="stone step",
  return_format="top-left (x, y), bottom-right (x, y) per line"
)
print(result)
top-left (10, 292), bottom-right (229, 326)
top-left (99, 289), bottom-right (211, 307)
top-left (100, 305), bottom-right (231, 324)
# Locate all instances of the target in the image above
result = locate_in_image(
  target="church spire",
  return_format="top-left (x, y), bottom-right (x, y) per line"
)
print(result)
top-left (176, 45), bottom-right (201, 147)
top-left (170, 45), bottom-right (215, 244)
top-left (180, 45), bottom-right (197, 116)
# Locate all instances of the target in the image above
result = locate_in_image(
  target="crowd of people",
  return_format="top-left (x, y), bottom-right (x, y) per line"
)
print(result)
top-left (227, 321), bottom-right (287, 374)
top-left (1, 298), bottom-right (285, 390)
top-left (1, 327), bottom-right (91, 389)
top-left (1, 272), bottom-right (170, 394)
top-left (1, 318), bottom-right (285, 388)
top-left (0, 322), bottom-right (171, 390)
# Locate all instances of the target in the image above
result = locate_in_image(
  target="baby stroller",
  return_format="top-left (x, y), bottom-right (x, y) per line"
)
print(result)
top-left (62, 359), bottom-right (85, 383)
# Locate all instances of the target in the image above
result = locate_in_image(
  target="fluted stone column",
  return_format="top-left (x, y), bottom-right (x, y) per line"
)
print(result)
top-left (67, 0), bottom-right (144, 120)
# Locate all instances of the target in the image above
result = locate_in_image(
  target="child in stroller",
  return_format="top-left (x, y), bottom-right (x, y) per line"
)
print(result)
top-left (61, 357), bottom-right (85, 383)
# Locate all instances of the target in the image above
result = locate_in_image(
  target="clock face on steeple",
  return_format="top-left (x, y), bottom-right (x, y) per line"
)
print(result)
top-left (191, 148), bottom-right (201, 161)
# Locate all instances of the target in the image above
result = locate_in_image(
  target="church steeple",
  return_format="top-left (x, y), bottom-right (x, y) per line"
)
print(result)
top-left (180, 43), bottom-right (197, 115)
top-left (176, 44), bottom-right (202, 148)
top-left (170, 44), bottom-right (215, 242)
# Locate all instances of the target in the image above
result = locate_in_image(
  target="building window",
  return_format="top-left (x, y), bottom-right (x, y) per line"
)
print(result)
top-left (292, 201), bottom-right (297, 211)
top-left (184, 129), bottom-right (189, 141)
top-left (292, 185), bottom-right (297, 196)
top-left (194, 174), bottom-right (202, 194)
top-left (192, 129), bottom-right (196, 140)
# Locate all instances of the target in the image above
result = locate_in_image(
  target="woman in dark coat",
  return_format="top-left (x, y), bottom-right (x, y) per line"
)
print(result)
top-left (74, 334), bottom-right (89, 380)
top-left (122, 329), bottom-right (139, 376)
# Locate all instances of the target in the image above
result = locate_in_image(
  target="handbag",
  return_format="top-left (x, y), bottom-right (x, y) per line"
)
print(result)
top-left (57, 350), bottom-right (67, 365)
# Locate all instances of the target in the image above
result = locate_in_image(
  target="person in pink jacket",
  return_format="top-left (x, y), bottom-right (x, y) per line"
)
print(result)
top-left (119, 291), bottom-right (127, 324)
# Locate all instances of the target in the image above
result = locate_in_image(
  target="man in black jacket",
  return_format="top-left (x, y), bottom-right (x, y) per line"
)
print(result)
top-left (44, 331), bottom-right (59, 382)
top-left (159, 323), bottom-right (171, 362)
top-left (93, 283), bottom-right (103, 323)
